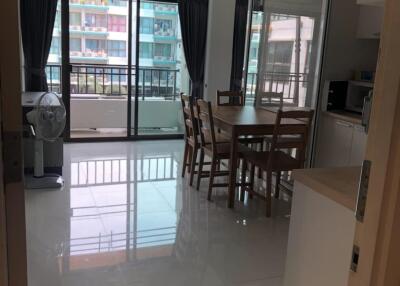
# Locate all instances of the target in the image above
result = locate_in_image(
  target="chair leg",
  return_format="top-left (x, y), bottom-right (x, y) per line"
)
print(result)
top-left (266, 171), bottom-right (272, 217)
top-left (207, 156), bottom-right (217, 201)
top-left (196, 149), bottom-right (205, 191)
top-left (249, 163), bottom-right (255, 199)
top-left (181, 141), bottom-right (189, 178)
top-left (189, 145), bottom-right (198, 186)
top-left (257, 142), bottom-right (263, 179)
top-left (187, 145), bottom-right (193, 173)
top-left (275, 171), bottom-right (281, 199)
top-left (240, 159), bottom-right (247, 202)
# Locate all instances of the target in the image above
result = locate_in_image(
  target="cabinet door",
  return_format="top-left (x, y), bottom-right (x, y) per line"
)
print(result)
top-left (314, 115), bottom-right (353, 167)
top-left (357, 6), bottom-right (383, 39)
top-left (332, 119), bottom-right (354, 166)
top-left (350, 125), bottom-right (367, 166)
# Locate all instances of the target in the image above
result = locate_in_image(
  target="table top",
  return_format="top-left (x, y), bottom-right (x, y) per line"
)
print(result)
top-left (212, 106), bottom-right (305, 127)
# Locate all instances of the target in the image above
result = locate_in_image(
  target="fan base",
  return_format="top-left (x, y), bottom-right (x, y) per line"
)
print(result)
top-left (25, 174), bottom-right (64, 189)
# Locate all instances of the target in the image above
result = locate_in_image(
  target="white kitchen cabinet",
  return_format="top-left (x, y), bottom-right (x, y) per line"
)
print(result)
top-left (284, 168), bottom-right (359, 286)
top-left (350, 124), bottom-right (367, 165)
top-left (315, 115), bottom-right (354, 168)
top-left (314, 113), bottom-right (367, 168)
top-left (357, 5), bottom-right (383, 39)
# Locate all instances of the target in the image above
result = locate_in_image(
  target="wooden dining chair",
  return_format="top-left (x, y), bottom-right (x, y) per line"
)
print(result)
top-left (181, 94), bottom-right (230, 188)
top-left (258, 91), bottom-right (284, 108)
top-left (242, 109), bottom-right (314, 217)
top-left (217, 90), bottom-right (244, 106)
top-left (180, 94), bottom-right (199, 183)
top-left (196, 99), bottom-right (248, 201)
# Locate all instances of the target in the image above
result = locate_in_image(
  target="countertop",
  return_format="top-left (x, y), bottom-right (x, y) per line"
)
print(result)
top-left (292, 167), bottom-right (361, 211)
top-left (323, 110), bottom-right (362, 125)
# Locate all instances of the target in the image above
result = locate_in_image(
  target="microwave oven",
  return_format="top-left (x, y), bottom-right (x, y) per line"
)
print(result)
top-left (324, 80), bottom-right (374, 114)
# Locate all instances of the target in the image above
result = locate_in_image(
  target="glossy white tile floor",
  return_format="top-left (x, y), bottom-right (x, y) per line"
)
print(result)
top-left (25, 140), bottom-right (290, 286)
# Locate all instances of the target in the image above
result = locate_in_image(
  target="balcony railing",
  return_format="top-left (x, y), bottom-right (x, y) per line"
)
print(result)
top-left (245, 71), bottom-right (308, 105)
top-left (46, 63), bottom-right (179, 100)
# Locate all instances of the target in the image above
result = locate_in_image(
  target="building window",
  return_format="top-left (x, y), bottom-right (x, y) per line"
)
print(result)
top-left (108, 15), bottom-right (126, 32)
top-left (250, 46), bottom-right (258, 60)
top-left (139, 42), bottom-right (153, 59)
top-left (107, 40), bottom-right (126, 57)
top-left (85, 39), bottom-right (106, 52)
top-left (140, 17), bottom-right (154, 34)
top-left (266, 41), bottom-right (294, 79)
top-left (85, 13), bottom-right (107, 28)
top-left (70, 38), bottom-right (81, 52)
top-left (154, 43), bottom-right (172, 58)
top-left (50, 37), bottom-right (60, 55)
top-left (70, 12), bottom-right (81, 26)
top-left (154, 19), bottom-right (173, 35)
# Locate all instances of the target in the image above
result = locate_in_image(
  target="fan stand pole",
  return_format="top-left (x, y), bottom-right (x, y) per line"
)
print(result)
top-left (34, 139), bottom-right (44, 178)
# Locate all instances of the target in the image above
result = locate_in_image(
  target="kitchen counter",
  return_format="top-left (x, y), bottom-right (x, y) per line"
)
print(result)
top-left (323, 110), bottom-right (362, 125)
top-left (283, 167), bottom-right (360, 286)
top-left (292, 167), bottom-right (360, 211)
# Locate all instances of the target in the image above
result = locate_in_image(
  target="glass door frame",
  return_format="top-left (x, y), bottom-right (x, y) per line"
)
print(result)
top-left (60, 0), bottom-right (184, 142)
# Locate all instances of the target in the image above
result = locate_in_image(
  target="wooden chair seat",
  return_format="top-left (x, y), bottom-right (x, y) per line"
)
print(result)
top-left (196, 99), bottom-right (250, 200)
top-left (203, 142), bottom-right (248, 159)
top-left (240, 109), bottom-right (315, 216)
top-left (187, 133), bottom-right (230, 147)
top-left (242, 150), bottom-right (302, 172)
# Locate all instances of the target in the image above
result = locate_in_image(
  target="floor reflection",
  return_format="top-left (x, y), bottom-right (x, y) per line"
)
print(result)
top-left (65, 145), bottom-right (181, 272)
top-left (26, 140), bottom-right (290, 286)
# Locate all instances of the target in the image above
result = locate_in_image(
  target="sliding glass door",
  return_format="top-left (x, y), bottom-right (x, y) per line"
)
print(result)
top-left (244, 0), bottom-right (328, 109)
top-left (46, 0), bottom-right (186, 140)
top-left (135, 1), bottom-right (189, 136)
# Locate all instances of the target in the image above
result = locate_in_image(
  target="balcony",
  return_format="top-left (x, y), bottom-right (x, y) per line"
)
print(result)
top-left (154, 28), bottom-right (176, 41)
top-left (70, 50), bottom-right (108, 61)
top-left (69, 0), bottom-right (110, 10)
top-left (154, 4), bottom-right (177, 15)
top-left (46, 64), bottom-right (183, 137)
top-left (152, 56), bottom-right (176, 65)
top-left (70, 25), bottom-right (109, 36)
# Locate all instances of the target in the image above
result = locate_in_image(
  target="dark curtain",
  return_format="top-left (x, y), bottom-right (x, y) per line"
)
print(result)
top-left (178, 0), bottom-right (209, 99)
top-left (20, 0), bottom-right (58, 91)
top-left (230, 0), bottom-right (249, 91)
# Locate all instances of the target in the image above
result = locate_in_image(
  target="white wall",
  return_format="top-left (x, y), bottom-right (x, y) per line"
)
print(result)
top-left (321, 0), bottom-right (380, 81)
top-left (203, 0), bottom-right (236, 103)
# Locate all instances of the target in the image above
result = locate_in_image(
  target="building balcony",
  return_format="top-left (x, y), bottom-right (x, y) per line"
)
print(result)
top-left (154, 4), bottom-right (177, 15)
top-left (70, 26), bottom-right (109, 36)
top-left (69, 0), bottom-right (109, 10)
top-left (70, 51), bottom-right (108, 61)
top-left (153, 56), bottom-right (176, 65)
top-left (154, 29), bottom-right (176, 41)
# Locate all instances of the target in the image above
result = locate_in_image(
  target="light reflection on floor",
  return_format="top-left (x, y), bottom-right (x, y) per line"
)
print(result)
top-left (26, 140), bottom-right (289, 286)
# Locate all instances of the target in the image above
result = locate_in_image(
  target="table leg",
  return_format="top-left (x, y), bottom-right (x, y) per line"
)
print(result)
top-left (228, 127), bottom-right (238, 208)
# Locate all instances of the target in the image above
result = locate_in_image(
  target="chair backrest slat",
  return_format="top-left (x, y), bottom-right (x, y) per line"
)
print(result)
top-left (196, 99), bottom-right (217, 150)
top-left (180, 93), bottom-right (198, 144)
top-left (217, 90), bottom-right (244, 106)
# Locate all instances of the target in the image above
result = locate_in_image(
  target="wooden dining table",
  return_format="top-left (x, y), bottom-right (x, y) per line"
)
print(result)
top-left (211, 105), bottom-right (307, 208)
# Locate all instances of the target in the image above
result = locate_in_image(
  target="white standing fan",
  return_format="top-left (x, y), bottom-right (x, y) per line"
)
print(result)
top-left (25, 92), bottom-right (66, 189)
